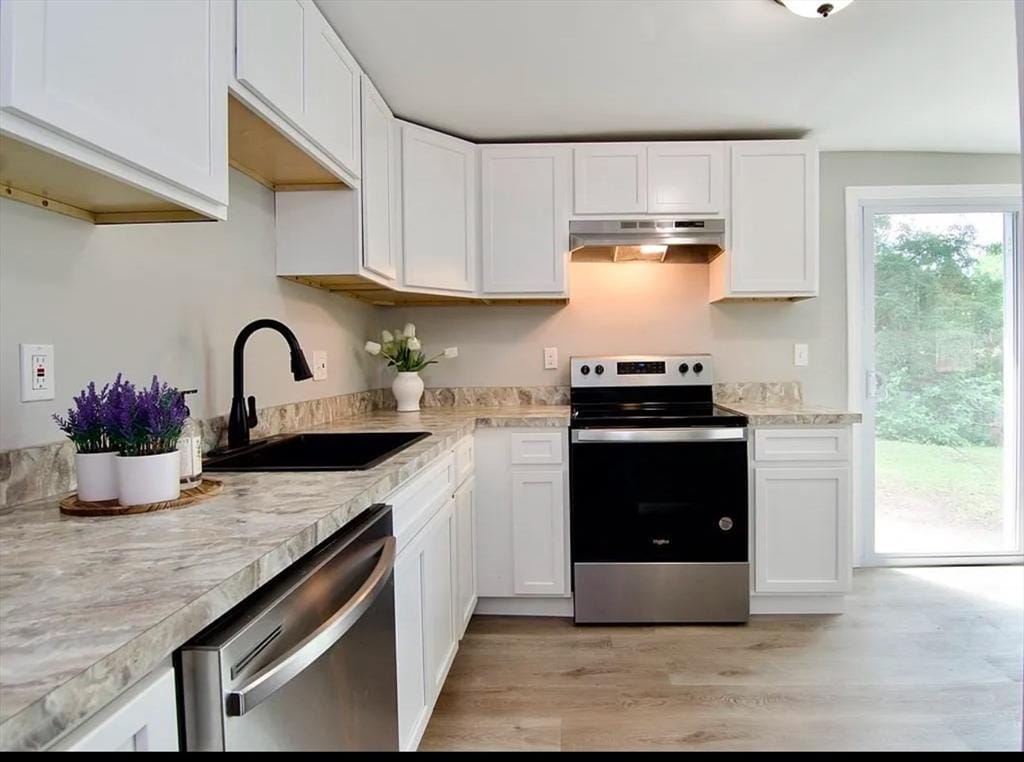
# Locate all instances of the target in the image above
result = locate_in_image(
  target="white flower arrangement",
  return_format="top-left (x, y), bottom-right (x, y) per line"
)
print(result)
top-left (364, 324), bottom-right (458, 372)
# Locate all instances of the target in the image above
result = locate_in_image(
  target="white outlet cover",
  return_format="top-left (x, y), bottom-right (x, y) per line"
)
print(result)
top-left (794, 343), bottom-right (809, 367)
top-left (312, 350), bottom-right (328, 381)
top-left (543, 347), bottom-right (558, 370)
top-left (20, 343), bottom-right (55, 401)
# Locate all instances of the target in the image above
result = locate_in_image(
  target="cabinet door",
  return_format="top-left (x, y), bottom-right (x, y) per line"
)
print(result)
top-left (573, 144), bottom-right (646, 214)
top-left (2, 0), bottom-right (228, 205)
top-left (481, 146), bottom-right (570, 294)
top-left (302, 1), bottom-right (361, 177)
top-left (511, 470), bottom-right (566, 595)
top-left (453, 478), bottom-right (477, 637)
top-left (729, 142), bottom-right (818, 295)
top-left (394, 542), bottom-right (428, 752)
top-left (361, 76), bottom-right (396, 280)
top-left (235, 0), bottom-right (305, 128)
top-left (62, 667), bottom-right (178, 751)
top-left (754, 466), bottom-right (850, 594)
top-left (401, 124), bottom-right (477, 292)
top-left (421, 499), bottom-right (457, 700)
top-left (647, 142), bottom-right (725, 215)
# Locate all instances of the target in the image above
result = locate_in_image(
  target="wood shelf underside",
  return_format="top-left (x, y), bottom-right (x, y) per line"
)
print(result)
top-left (283, 275), bottom-right (569, 307)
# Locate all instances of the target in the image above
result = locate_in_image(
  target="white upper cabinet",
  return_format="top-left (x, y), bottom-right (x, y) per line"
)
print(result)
top-left (401, 122), bottom-right (477, 293)
top-left (0, 0), bottom-right (229, 220)
top-left (360, 76), bottom-right (396, 281)
top-left (235, 0), bottom-right (305, 127)
top-left (713, 141), bottom-right (818, 299)
top-left (647, 142), bottom-right (725, 215)
top-left (302, 4), bottom-right (361, 177)
top-left (481, 146), bottom-right (570, 295)
top-left (234, 0), bottom-right (361, 181)
top-left (573, 143), bottom-right (647, 214)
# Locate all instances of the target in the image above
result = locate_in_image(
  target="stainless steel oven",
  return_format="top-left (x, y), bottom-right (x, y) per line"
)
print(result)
top-left (569, 355), bottom-right (749, 623)
top-left (177, 505), bottom-right (399, 751)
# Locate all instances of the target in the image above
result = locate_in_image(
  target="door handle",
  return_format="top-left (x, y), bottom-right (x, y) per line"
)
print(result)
top-left (571, 428), bottom-right (747, 443)
top-left (226, 535), bottom-right (396, 716)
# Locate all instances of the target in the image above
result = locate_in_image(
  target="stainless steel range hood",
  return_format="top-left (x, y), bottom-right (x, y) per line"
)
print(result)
top-left (569, 218), bottom-right (726, 253)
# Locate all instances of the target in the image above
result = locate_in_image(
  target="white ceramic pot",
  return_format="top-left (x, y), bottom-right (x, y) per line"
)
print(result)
top-left (392, 371), bottom-right (425, 412)
top-left (75, 452), bottom-right (118, 502)
top-left (116, 451), bottom-right (181, 507)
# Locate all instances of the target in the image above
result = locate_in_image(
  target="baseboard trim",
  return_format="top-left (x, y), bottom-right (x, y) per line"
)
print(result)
top-left (750, 594), bottom-right (846, 615)
top-left (473, 597), bottom-right (574, 617)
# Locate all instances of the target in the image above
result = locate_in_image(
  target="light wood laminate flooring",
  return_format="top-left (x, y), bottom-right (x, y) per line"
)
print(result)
top-left (421, 566), bottom-right (1023, 751)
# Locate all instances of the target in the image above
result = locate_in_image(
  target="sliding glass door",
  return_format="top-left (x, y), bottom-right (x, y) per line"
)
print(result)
top-left (860, 196), bottom-right (1022, 564)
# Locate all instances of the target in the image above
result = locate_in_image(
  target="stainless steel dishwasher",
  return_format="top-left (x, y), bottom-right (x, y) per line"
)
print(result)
top-left (177, 504), bottom-right (398, 751)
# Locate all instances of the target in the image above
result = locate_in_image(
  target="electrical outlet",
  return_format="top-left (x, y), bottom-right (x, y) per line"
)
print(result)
top-left (20, 343), bottom-right (55, 401)
top-left (312, 350), bottom-right (328, 381)
top-left (794, 343), bottom-right (809, 367)
top-left (543, 347), bottom-right (558, 370)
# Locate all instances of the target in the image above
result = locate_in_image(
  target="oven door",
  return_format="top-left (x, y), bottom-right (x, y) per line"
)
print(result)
top-left (570, 427), bottom-right (749, 564)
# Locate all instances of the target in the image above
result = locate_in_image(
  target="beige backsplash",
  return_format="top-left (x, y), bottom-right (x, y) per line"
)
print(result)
top-left (0, 382), bottom-right (800, 509)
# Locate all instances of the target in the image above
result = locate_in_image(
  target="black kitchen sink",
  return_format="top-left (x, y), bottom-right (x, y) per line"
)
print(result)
top-left (204, 431), bottom-right (431, 472)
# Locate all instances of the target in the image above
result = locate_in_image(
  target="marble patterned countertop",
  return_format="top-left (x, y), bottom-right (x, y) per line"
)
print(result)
top-left (718, 400), bottom-right (862, 426)
top-left (0, 406), bottom-right (567, 751)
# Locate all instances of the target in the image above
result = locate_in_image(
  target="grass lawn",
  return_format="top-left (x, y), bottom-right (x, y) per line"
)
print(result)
top-left (876, 439), bottom-right (1003, 525)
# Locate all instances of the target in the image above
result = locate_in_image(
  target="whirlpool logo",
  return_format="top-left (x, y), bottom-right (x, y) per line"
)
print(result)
top-left (651, 538), bottom-right (671, 546)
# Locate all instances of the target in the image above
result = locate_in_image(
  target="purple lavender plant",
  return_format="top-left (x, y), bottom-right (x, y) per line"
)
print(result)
top-left (52, 381), bottom-right (113, 454)
top-left (104, 374), bottom-right (187, 457)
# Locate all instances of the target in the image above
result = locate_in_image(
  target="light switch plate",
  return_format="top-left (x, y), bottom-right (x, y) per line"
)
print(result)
top-left (312, 350), bottom-right (328, 381)
top-left (20, 343), bottom-right (55, 401)
top-left (543, 347), bottom-right (558, 370)
top-left (794, 343), bottom-right (809, 367)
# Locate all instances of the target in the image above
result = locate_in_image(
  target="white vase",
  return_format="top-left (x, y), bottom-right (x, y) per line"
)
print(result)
top-left (392, 371), bottom-right (425, 412)
top-left (75, 452), bottom-right (118, 502)
top-left (116, 451), bottom-right (181, 507)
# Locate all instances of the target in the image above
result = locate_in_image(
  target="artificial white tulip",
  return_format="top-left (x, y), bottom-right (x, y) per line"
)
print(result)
top-left (381, 329), bottom-right (394, 344)
top-left (407, 337), bottom-right (422, 350)
top-left (403, 323), bottom-right (416, 338)
top-left (444, 347), bottom-right (459, 358)
top-left (364, 340), bottom-right (382, 356)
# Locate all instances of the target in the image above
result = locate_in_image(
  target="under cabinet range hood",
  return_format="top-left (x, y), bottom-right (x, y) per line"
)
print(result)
top-left (569, 219), bottom-right (726, 263)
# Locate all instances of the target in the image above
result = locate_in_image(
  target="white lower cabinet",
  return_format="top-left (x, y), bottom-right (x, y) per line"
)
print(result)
top-left (57, 666), bottom-right (178, 751)
top-left (453, 477), bottom-right (478, 637)
top-left (475, 428), bottom-right (570, 604)
top-left (752, 427), bottom-right (853, 604)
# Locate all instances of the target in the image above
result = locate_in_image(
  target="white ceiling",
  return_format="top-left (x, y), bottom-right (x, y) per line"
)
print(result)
top-left (317, 0), bottom-right (1021, 153)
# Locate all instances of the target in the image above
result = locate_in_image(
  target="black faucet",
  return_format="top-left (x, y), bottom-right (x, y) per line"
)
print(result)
top-left (228, 319), bottom-right (313, 448)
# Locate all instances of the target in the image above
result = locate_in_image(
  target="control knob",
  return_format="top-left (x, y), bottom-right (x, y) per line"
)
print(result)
top-left (693, 362), bottom-right (704, 374)
top-left (580, 365), bottom-right (590, 375)
top-left (595, 364), bottom-right (605, 375)
top-left (678, 363), bottom-right (689, 374)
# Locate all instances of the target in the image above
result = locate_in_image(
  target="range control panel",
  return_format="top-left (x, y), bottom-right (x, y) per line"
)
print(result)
top-left (570, 355), bottom-right (713, 388)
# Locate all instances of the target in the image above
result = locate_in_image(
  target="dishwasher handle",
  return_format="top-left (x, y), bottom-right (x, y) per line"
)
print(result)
top-left (226, 535), bottom-right (396, 717)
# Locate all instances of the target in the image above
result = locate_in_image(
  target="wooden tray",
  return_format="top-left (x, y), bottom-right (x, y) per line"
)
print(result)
top-left (60, 478), bottom-right (223, 517)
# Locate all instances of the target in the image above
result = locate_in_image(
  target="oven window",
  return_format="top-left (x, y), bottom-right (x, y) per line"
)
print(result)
top-left (570, 440), bottom-right (748, 563)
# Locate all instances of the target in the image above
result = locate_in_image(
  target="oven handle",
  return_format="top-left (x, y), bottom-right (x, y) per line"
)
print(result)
top-left (571, 428), bottom-right (747, 443)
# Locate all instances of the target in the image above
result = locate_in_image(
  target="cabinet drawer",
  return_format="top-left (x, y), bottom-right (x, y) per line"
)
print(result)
top-left (509, 432), bottom-right (563, 465)
top-left (389, 453), bottom-right (454, 550)
top-left (754, 428), bottom-right (849, 462)
top-left (454, 436), bottom-right (474, 488)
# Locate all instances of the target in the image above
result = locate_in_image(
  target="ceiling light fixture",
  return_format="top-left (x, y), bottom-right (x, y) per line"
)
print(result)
top-left (775, 0), bottom-right (852, 19)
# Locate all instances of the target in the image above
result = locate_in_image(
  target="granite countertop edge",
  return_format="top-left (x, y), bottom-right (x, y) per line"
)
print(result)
top-left (719, 401), bottom-right (863, 426)
top-left (0, 406), bottom-right (568, 751)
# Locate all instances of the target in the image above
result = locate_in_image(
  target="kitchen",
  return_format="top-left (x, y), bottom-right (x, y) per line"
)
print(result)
top-left (1, 0), bottom-right (1022, 752)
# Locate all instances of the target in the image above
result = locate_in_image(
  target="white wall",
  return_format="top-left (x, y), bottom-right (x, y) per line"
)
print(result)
top-left (393, 152), bottom-right (1021, 408)
top-left (0, 171), bottom-right (379, 450)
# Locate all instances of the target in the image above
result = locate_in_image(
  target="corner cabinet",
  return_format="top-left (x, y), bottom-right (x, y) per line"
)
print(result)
top-left (0, 0), bottom-right (230, 222)
top-left (235, 0), bottom-right (361, 182)
top-left (710, 141), bottom-right (819, 301)
top-left (360, 76), bottom-right (397, 281)
top-left (480, 146), bottom-right (571, 295)
top-left (400, 123), bottom-right (477, 293)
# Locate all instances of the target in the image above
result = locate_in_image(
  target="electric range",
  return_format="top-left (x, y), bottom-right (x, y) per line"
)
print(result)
top-left (569, 355), bottom-right (750, 624)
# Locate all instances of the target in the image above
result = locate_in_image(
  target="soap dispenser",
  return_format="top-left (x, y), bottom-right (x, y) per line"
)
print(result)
top-left (177, 389), bottom-right (203, 489)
